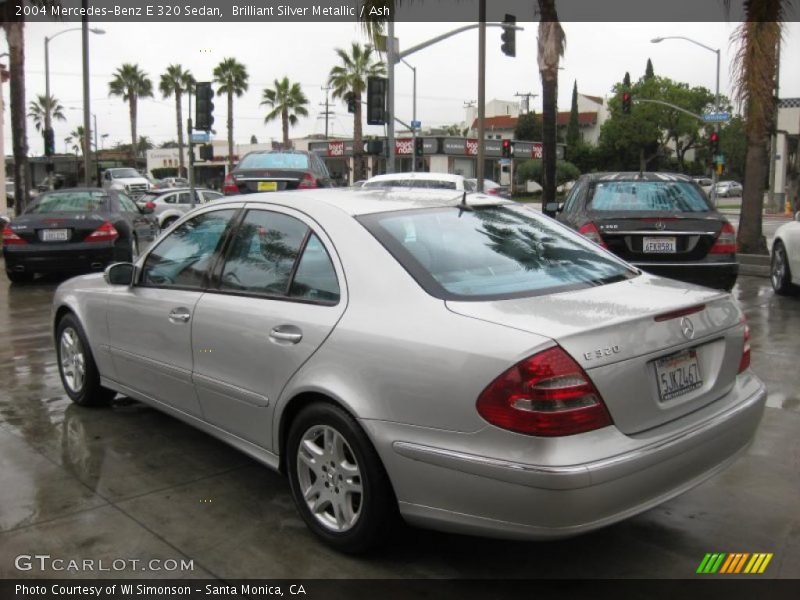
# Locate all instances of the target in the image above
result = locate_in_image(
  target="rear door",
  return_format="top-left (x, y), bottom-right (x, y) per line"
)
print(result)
top-left (191, 206), bottom-right (346, 448)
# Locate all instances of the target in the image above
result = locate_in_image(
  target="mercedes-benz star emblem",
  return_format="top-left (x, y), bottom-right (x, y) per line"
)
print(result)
top-left (680, 317), bottom-right (696, 340)
top-left (655, 221), bottom-right (666, 231)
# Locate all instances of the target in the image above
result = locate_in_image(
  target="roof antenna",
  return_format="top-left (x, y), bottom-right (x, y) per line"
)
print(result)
top-left (461, 190), bottom-right (467, 207)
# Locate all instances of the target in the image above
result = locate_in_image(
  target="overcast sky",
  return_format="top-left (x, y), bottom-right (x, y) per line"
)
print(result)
top-left (3, 20), bottom-right (800, 155)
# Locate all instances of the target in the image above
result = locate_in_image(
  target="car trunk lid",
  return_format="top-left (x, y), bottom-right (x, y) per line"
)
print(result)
top-left (229, 168), bottom-right (310, 193)
top-left (446, 276), bottom-right (745, 434)
top-left (9, 212), bottom-right (108, 244)
top-left (589, 212), bottom-right (725, 262)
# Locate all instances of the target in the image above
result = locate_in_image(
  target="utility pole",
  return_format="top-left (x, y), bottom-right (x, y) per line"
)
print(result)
top-left (0, 58), bottom-right (7, 210)
top-left (387, 19), bottom-right (396, 173)
top-left (514, 92), bottom-right (538, 114)
top-left (476, 0), bottom-right (486, 192)
top-left (81, 9), bottom-right (92, 186)
top-left (319, 86), bottom-right (333, 139)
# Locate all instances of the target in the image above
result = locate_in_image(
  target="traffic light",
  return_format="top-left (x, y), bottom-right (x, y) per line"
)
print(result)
top-left (502, 139), bottom-right (512, 158)
top-left (622, 92), bottom-right (632, 115)
top-left (366, 76), bottom-right (388, 125)
top-left (501, 14), bottom-right (516, 57)
top-left (345, 93), bottom-right (357, 114)
top-left (199, 144), bottom-right (213, 161)
top-left (414, 137), bottom-right (424, 157)
top-left (195, 82), bottom-right (215, 131)
top-left (709, 131), bottom-right (720, 155)
top-left (43, 127), bottom-right (55, 157)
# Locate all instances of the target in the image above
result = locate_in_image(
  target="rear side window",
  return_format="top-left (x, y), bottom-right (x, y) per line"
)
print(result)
top-left (360, 206), bottom-right (637, 300)
top-left (238, 153), bottom-right (310, 170)
top-left (588, 181), bottom-right (711, 212)
top-left (289, 234), bottom-right (340, 303)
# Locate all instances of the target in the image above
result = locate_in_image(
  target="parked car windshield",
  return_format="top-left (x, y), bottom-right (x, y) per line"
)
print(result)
top-left (109, 168), bottom-right (141, 179)
top-left (26, 191), bottom-right (108, 213)
top-left (238, 153), bottom-right (309, 170)
top-left (364, 179), bottom-right (458, 190)
top-left (360, 205), bottom-right (637, 300)
top-left (588, 181), bottom-right (711, 212)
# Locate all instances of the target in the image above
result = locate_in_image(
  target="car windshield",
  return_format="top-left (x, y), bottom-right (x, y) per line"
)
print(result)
top-left (27, 191), bottom-right (108, 213)
top-left (364, 179), bottom-right (457, 190)
top-left (238, 153), bottom-right (309, 170)
top-left (588, 181), bottom-right (711, 212)
top-left (360, 205), bottom-right (637, 300)
top-left (109, 168), bottom-right (140, 179)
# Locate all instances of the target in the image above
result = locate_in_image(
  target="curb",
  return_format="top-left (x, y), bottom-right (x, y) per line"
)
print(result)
top-left (738, 253), bottom-right (770, 278)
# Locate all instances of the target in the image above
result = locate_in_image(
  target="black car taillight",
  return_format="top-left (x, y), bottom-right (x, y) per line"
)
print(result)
top-left (477, 346), bottom-right (613, 437)
top-left (578, 222), bottom-right (608, 249)
top-left (85, 222), bottom-right (119, 243)
top-left (2, 224), bottom-right (27, 246)
top-left (710, 221), bottom-right (737, 254)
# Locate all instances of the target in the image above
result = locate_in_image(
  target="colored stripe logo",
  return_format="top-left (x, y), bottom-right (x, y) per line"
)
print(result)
top-left (696, 553), bottom-right (773, 574)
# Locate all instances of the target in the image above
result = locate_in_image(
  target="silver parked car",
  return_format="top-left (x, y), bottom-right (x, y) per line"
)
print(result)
top-left (52, 188), bottom-right (766, 552)
top-left (135, 187), bottom-right (224, 229)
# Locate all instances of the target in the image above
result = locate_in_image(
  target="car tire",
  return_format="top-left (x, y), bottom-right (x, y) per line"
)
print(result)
top-left (6, 270), bottom-right (34, 284)
top-left (771, 241), bottom-right (797, 295)
top-left (56, 313), bottom-right (116, 407)
top-left (161, 216), bottom-right (178, 229)
top-left (286, 402), bottom-right (398, 554)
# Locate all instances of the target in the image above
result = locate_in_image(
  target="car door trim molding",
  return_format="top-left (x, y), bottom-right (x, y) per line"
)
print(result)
top-left (193, 372), bottom-right (270, 408)
top-left (108, 345), bottom-right (192, 382)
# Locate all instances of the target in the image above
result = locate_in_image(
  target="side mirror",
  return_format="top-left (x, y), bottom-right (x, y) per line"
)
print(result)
top-left (544, 202), bottom-right (563, 214)
top-left (104, 262), bottom-right (134, 286)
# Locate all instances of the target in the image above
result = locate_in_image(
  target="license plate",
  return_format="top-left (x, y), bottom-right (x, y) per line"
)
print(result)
top-left (643, 236), bottom-right (676, 253)
top-left (257, 181), bottom-right (278, 192)
top-left (655, 349), bottom-right (703, 401)
top-left (41, 229), bottom-right (70, 242)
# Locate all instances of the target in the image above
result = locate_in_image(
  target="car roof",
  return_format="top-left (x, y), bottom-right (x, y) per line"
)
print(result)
top-left (367, 172), bottom-right (466, 183)
top-left (583, 172), bottom-right (695, 183)
top-left (143, 187), bottom-right (215, 195)
top-left (206, 188), bottom-right (510, 217)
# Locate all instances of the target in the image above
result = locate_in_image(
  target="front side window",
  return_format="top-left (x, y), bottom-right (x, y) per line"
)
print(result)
top-left (220, 210), bottom-right (308, 296)
top-left (141, 209), bottom-right (237, 289)
top-left (360, 206), bottom-right (637, 300)
top-left (588, 181), bottom-right (712, 213)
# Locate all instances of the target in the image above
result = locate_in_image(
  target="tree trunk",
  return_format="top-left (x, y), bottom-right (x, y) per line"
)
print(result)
top-left (541, 76), bottom-right (557, 213)
top-left (129, 96), bottom-right (137, 162)
top-left (227, 90), bottom-right (234, 171)
top-left (353, 93), bottom-right (364, 182)
top-left (6, 21), bottom-right (30, 216)
top-left (176, 89), bottom-right (185, 177)
top-left (737, 140), bottom-right (769, 254)
top-left (639, 148), bottom-right (646, 173)
top-left (282, 109), bottom-right (289, 149)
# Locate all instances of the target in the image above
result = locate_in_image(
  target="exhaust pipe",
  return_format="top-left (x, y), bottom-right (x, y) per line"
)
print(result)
top-left (13, 265), bottom-right (25, 272)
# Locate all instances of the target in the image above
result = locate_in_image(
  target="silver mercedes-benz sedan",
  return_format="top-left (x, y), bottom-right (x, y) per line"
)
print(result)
top-left (52, 188), bottom-right (766, 553)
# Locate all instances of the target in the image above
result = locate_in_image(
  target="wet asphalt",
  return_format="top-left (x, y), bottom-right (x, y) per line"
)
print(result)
top-left (0, 269), bottom-right (798, 580)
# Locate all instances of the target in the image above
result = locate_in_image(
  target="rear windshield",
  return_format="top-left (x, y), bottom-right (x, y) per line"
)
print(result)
top-left (238, 153), bottom-right (309, 170)
top-left (588, 181), bottom-right (711, 212)
top-left (364, 179), bottom-right (457, 190)
top-left (27, 191), bottom-right (108, 214)
top-left (360, 206), bottom-right (637, 300)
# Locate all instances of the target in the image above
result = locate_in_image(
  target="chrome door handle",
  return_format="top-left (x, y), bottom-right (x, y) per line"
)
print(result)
top-left (269, 326), bottom-right (303, 344)
top-left (168, 308), bottom-right (191, 323)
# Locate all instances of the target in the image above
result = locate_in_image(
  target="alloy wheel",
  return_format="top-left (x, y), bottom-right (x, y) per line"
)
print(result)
top-left (60, 327), bottom-right (86, 393)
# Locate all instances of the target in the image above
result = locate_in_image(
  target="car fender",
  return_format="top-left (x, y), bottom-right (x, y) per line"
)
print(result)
top-left (158, 208), bottom-right (185, 228)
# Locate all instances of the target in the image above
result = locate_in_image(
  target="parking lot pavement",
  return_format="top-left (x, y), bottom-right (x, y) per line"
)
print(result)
top-left (0, 270), bottom-right (798, 580)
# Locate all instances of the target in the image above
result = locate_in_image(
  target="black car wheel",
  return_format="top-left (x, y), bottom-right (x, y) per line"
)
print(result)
top-left (286, 402), bottom-right (398, 553)
top-left (56, 313), bottom-right (116, 407)
top-left (162, 216), bottom-right (178, 229)
top-left (771, 241), bottom-right (797, 295)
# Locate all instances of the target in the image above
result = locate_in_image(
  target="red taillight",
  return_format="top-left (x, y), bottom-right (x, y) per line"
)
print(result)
top-left (298, 172), bottom-right (318, 190)
top-left (85, 221), bottom-right (119, 243)
top-left (578, 222), bottom-right (608, 248)
top-left (738, 317), bottom-right (751, 374)
top-left (2, 224), bottom-right (27, 246)
top-left (710, 221), bottom-right (737, 254)
top-left (222, 173), bottom-right (238, 195)
top-left (145, 201), bottom-right (156, 209)
top-left (486, 187), bottom-right (498, 195)
top-left (477, 346), bottom-right (613, 437)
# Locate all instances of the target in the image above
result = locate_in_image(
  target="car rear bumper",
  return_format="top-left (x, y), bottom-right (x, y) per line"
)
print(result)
top-left (633, 260), bottom-right (738, 290)
top-left (364, 372), bottom-right (766, 540)
top-left (3, 241), bottom-right (116, 274)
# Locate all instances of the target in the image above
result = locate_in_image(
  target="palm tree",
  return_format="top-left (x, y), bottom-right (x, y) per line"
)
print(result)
top-left (328, 42), bottom-right (385, 182)
top-left (729, 0), bottom-right (785, 254)
top-left (66, 126), bottom-right (86, 156)
top-left (159, 64), bottom-right (195, 177)
top-left (260, 77), bottom-right (309, 149)
top-left (28, 94), bottom-right (66, 133)
top-left (213, 58), bottom-right (249, 171)
top-left (537, 0), bottom-right (566, 216)
top-left (108, 63), bottom-right (153, 161)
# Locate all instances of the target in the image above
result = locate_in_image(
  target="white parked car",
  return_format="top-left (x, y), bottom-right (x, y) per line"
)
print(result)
top-left (363, 172), bottom-right (473, 191)
top-left (771, 210), bottom-right (800, 295)
top-left (135, 187), bottom-right (224, 229)
top-left (102, 168), bottom-right (152, 198)
top-left (714, 181), bottom-right (743, 198)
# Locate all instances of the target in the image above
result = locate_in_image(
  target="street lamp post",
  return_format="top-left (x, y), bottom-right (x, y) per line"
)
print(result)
top-left (44, 27), bottom-right (104, 186)
top-left (651, 35), bottom-right (720, 205)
